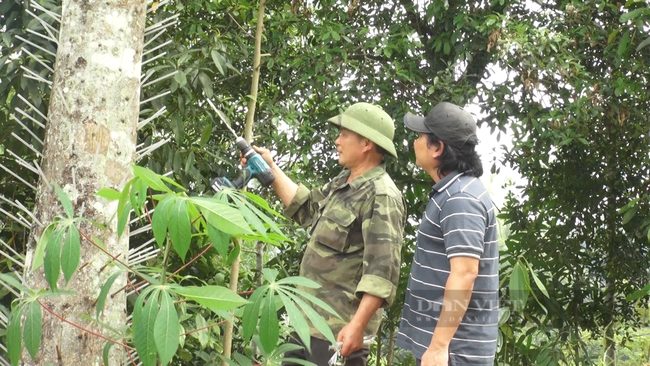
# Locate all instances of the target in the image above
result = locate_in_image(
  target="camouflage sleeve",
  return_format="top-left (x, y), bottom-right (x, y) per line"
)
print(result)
top-left (284, 183), bottom-right (326, 228)
top-left (355, 193), bottom-right (405, 307)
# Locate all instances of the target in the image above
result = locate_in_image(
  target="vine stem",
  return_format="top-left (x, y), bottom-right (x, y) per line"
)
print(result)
top-left (37, 299), bottom-right (135, 351)
top-left (78, 230), bottom-right (150, 283)
top-left (111, 243), bottom-right (214, 298)
top-left (182, 319), bottom-right (228, 336)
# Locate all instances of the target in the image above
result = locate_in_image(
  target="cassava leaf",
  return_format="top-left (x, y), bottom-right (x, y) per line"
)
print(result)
top-left (54, 183), bottom-right (73, 218)
top-left (206, 223), bottom-right (230, 257)
top-left (44, 228), bottom-right (63, 291)
top-left (134, 290), bottom-right (159, 366)
top-left (23, 301), bottom-right (42, 359)
top-left (152, 194), bottom-right (175, 247)
top-left (259, 291), bottom-right (279, 352)
top-left (133, 165), bottom-right (171, 192)
top-left (32, 223), bottom-right (55, 271)
top-left (61, 224), bottom-right (80, 283)
top-left (242, 285), bottom-right (267, 341)
top-left (277, 291), bottom-right (311, 352)
top-left (189, 197), bottom-right (253, 236)
top-left (290, 292), bottom-right (337, 346)
top-left (97, 188), bottom-right (121, 201)
top-left (154, 291), bottom-right (179, 365)
top-left (7, 304), bottom-right (25, 366)
top-left (96, 271), bottom-right (122, 318)
top-left (175, 286), bottom-right (248, 311)
top-left (168, 198), bottom-right (191, 260)
top-left (276, 276), bottom-right (321, 289)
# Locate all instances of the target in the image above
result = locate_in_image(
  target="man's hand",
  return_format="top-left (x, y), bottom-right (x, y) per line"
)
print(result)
top-left (421, 345), bottom-right (449, 366)
top-left (240, 145), bottom-right (275, 167)
top-left (336, 322), bottom-right (364, 357)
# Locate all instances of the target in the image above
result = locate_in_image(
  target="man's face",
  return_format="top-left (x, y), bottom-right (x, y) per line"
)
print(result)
top-left (413, 132), bottom-right (437, 170)
top-left (335, 128), bottom-right (367, 168)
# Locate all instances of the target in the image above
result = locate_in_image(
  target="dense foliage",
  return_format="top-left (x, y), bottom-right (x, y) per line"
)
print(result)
top-left (1, 0), bottom-right (649, 364)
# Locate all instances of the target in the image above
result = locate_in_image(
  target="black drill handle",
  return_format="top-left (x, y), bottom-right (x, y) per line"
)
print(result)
top-left (255, 169), bottom-right (275, 187)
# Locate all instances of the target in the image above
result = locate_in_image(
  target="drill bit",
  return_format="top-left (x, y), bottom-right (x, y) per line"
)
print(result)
top-left (205, 99), bottom-right (239, 139)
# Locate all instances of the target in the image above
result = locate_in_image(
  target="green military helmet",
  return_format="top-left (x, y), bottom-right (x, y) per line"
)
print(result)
top-left (327, 102), bottom-right (398, 158)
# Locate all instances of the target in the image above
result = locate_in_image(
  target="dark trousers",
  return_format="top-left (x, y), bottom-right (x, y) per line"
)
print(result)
top-left (282, 333), bottom-right (369, 366)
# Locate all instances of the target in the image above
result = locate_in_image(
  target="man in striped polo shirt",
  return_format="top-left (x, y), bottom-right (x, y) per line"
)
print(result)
top-left (397, 102), bottom-right (499, 366)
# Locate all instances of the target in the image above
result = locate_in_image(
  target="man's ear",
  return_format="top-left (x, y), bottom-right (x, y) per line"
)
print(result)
top-left (431, 141), bottom-right (444, 159)
top-left (362, 139), bottom-right (374, 152)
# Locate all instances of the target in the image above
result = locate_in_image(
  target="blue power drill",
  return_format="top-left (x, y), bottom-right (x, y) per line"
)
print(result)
top-left (211, 136), bottom-right (275, 192)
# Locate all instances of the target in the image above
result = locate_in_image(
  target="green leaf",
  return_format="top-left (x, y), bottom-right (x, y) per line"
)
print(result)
top-left (32, 223), bottom-right (56, 270)
top-left (283, 287), bottom-right (339, 317)
top-left (97, 188), bottom-right (121, 201)
top-left (627, 283), bottom-right (650, 301)
top-left (262, 268), bottom-right (279, 283)
top-left (152, 194), bottom-right (176, 247)
top-left (134, 290), bottom-right (159, 366)
top-left (175, 285), bottom-right (248, 310)
top-left (276, 276), bottom-right (321, 289)
top-left (260, 291), bottom-right (279, 352)
top-left (498, 307), bottom-right (510, 326)
top-left (528, 266), bottom-right (550, 298)
top-left (154, 291), bottom-right (179, 365)
top-left (211, 50), bottom-right (226, 75)
top-left (607, 29), bottom-right (619, 45)
top-left (242, 286), bottom-right (267, 341)
top-left (168, 198), bottom-right (191, 260)
top-left (241, 191), bottom-right (282, 216)
top-left (620, 7), bottom-right (648, 23)
top-left (233, 352), bottom-right (253, 366)
top-left (61, 225), bottom-right (80, 283)
top-left (622, 207), bottom-right (637, 225)
top-left (96, 271), bottom-right (122, 318)
top-left (618, 30), bottom-right (630, 57)
top-left (133, 165), bottom-right (171, 193)
top-left (237, 197), bottom-right (285, 237)
top-left (277, 291), bottom-right (311, 352)
top-left (194, 313), bottom-right (209, 347)
top-left (44, 228), bottom-right (64, 291)
top-left (227, 242), bottom-right (240, 266)
top-left (200, 122), bottom-right (213, 147)
top-left (159, 175), bottom-right (185, 190)
top-left (7, 304), bottom-right (25, 366)
top-left (0, 273), bottom-right (29, 293)
top-left (102, 342), bottom-right (114, 366)
top-left (198, 72), bottom-right (214, 99)
top-left (290, 291), bottom-right (337, 345)
top-left (117, 201), bottom-right (132, 238)
top-left (207, 223), bottom-right (231, 257)
top-left (637, 37), bottom-right (650, 52)
top-left (510, 261), bottom-right (530, 312)
top-left (216, 355), bottom-right (240, 366)
top-left (23, 301), bottom-right (42, 359)
top-left (647, 226), bottom-right (650, 243)
top-left (190, 197), bottom-right (254, 236)
top-left (54, 184), bottom-right (73, 218)
top-left (174, 71), bottom-right (187, 87)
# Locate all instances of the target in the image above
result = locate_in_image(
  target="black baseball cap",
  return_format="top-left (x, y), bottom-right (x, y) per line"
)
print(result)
top-left (404, 102), bottom-right (478, 148)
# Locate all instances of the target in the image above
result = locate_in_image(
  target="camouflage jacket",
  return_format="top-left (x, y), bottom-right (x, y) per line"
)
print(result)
top-left (285, 164), bottom-right (406, 341)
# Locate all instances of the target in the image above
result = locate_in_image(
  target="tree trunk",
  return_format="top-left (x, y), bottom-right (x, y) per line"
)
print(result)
top-left (603, 284), bottom-right (616, 366)
top-left (23, 0), bottom-right (146, 364)
top-left (222, 0), bottom-right (266, 363)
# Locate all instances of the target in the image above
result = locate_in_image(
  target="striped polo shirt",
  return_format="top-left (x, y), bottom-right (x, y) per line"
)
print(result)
top-left (397, 171), bottom-right (499, 365)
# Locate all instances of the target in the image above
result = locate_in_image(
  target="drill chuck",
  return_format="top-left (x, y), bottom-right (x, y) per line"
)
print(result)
top-left (211, 136), bottom-right (275, 192)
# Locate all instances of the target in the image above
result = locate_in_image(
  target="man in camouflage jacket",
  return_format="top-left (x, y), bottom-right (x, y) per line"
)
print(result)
top-left (249, 103), bottom-right (406, 366)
